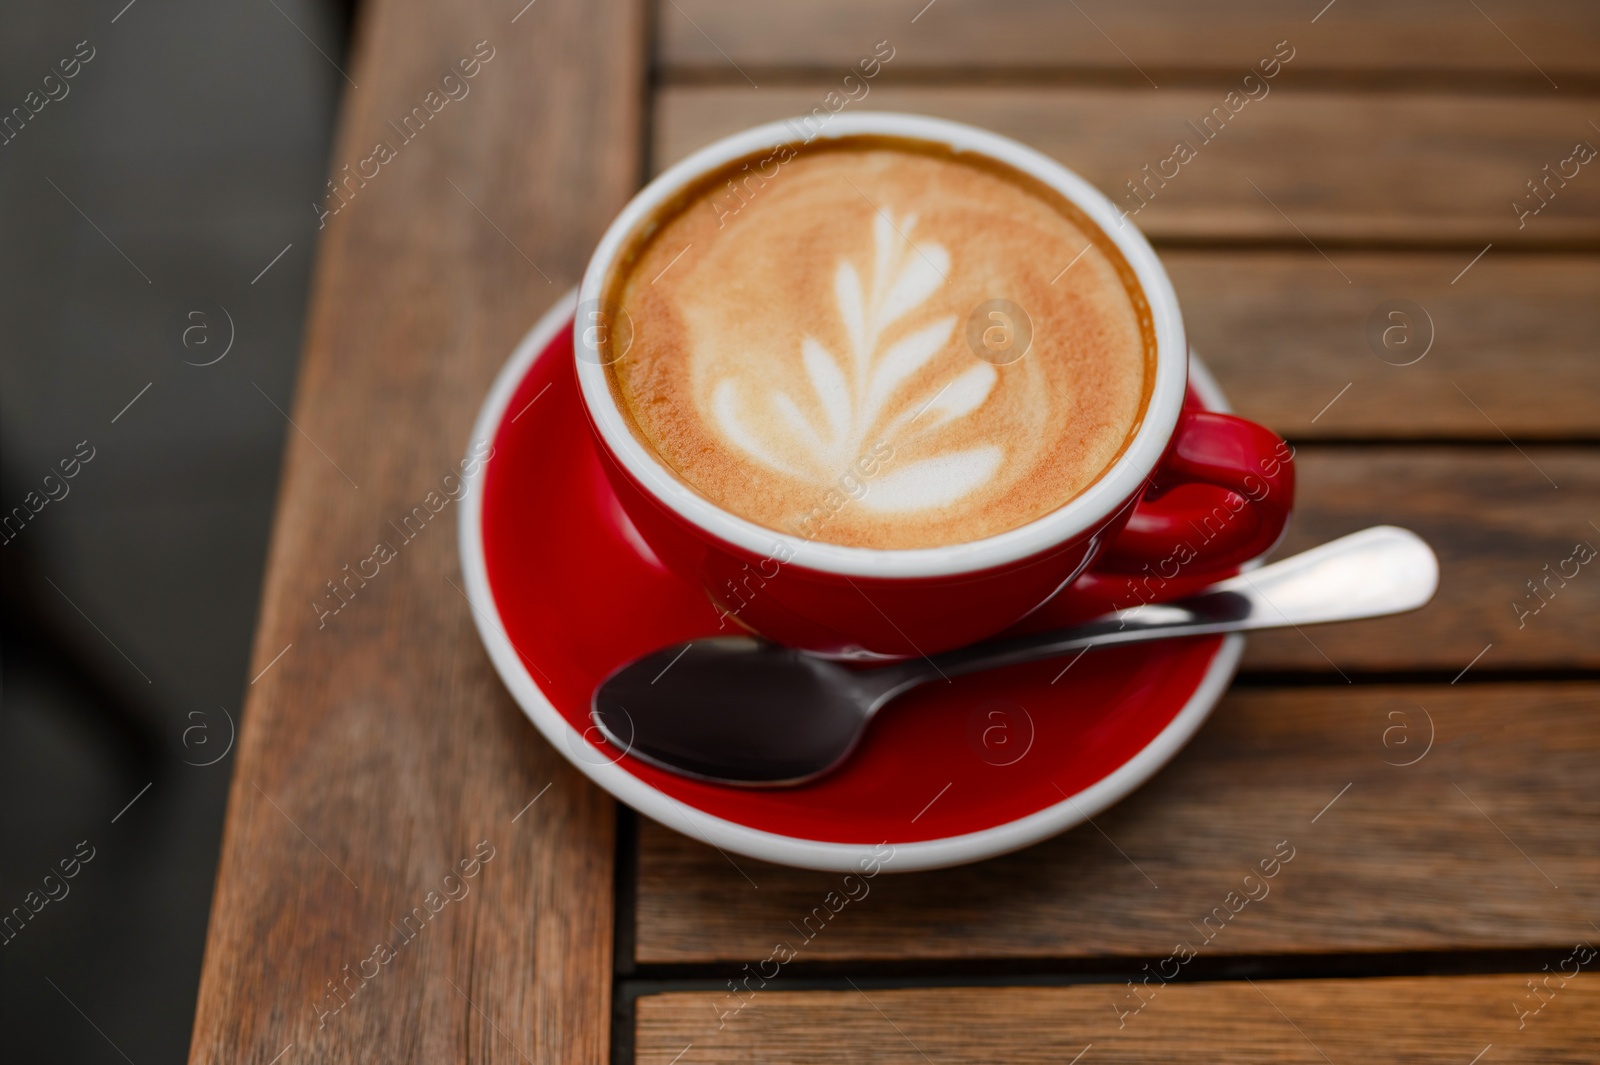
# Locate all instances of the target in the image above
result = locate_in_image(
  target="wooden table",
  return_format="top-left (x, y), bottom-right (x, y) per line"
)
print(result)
top-left (188, 2), bottom-right (1600, 1061)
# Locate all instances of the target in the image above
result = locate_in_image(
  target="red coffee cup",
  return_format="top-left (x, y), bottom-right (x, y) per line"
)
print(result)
top-left (574, 113), bottom-right (1293, 659)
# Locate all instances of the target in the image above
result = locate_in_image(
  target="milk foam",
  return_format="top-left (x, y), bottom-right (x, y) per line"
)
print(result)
top-left (606, 140), bottom-right (1151, 549)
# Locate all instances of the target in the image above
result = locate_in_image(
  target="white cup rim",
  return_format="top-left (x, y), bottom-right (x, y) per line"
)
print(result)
top-left (575, 111), bottom-right (1187, 579)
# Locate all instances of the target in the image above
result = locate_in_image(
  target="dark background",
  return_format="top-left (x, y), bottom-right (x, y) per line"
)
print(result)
top-left (1, 1), bottom-right (347, 1058)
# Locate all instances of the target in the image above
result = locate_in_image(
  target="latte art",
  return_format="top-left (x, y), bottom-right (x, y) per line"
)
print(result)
top-left (711, 208), bottom-right (1004, 511)
top-left (604, 138), bottom-right (1152, 549)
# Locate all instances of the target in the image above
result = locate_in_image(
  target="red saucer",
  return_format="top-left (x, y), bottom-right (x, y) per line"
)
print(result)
top-left (459, 292), bottom-right (1241, 872)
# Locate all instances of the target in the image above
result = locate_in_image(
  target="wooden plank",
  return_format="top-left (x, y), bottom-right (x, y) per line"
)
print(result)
top-left (1166, 251), bottom-right (1600, 440)
top-left (186, 1), bottom-right (645, 1063)
top-left (636, 977), bottom-right (1600, 1064)
top-left (657, 0), bottom-right (1600, 82)
top-left (653, 86), bottom-right (1600, 245)
top-left (1246, 448), bottom-right (1600, 672)
top-left (635, 683), bottom-right (1600, 963)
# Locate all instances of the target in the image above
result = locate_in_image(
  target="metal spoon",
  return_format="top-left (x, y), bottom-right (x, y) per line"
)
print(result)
top-left (591, 525), bottom-right (1438, 787)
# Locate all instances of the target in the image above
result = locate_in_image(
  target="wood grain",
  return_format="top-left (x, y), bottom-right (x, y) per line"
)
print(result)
top-left (636, 977), bottom-right (1600, 1064)
top-left (635, 683), bottom-right (1600, 964)
top-left (1167, 251), bottom-right (1600, 439)
top-left (653, 86), bottom-right (1600, 245)
top-left (656, 0), bottom-right (1600, 83)
top-left (1246, 448), bottom-right (1600, 671)
top-left (186, 1), bottom-right (645, 1062)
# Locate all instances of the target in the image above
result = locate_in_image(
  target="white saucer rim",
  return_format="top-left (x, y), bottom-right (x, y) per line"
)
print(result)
top-left (458, 290), bottom-right (1244, 873)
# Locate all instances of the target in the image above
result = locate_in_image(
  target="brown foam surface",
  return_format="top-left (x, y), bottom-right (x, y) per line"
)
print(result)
top-left (606, 140), bottom-right (1150, 549)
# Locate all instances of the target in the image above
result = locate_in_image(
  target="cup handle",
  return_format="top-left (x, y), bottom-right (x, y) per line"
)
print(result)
top-left (1095, 409), bottom-right (1295, 576)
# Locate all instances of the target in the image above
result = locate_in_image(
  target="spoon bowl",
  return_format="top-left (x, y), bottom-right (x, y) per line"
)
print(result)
top-left (591, 637), bottom-right (888, 785)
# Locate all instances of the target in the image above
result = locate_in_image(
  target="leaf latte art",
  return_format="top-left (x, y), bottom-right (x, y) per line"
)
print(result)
top-left (605, 140), bottom-right (1152, 549)
top-left (713, 208), bottom-right (1002, 512)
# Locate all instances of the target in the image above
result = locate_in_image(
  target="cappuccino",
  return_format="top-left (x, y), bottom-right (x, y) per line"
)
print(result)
top-left (601, 136), bottom-right (1153, 549)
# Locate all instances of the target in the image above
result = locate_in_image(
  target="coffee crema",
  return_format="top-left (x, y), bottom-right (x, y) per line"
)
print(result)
top-left (601, 135), bottom-right (1154, 550)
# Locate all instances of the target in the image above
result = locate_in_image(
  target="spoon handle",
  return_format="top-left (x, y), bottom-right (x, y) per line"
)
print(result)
top-left (868, 526), bottom-right (1437, 697)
